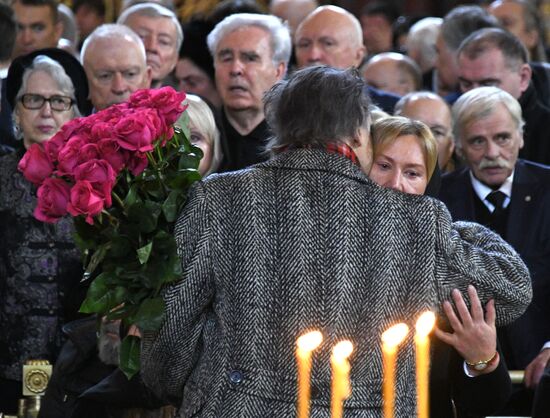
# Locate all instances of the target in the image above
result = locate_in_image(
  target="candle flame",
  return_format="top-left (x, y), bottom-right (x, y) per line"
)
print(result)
top-left (415, 311), bottom-right (436, 337)
top-left (297, 330), bottom-right (323, 352)
top-left (332, 340), bottom-right (354, 359)
top-left (381, 323), bottom-right (409, 347)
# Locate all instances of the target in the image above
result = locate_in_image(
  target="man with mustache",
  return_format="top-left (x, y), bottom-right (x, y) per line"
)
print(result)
top-left (439, 86), bottom-right (550, 416)
top-left (207, 13), bottom-right (290, 171)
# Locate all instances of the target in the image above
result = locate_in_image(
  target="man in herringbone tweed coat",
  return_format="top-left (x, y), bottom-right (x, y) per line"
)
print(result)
top-left (141, 66), bottom-right (532, 417)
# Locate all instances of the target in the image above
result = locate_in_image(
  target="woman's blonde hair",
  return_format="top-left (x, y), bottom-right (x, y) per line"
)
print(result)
top-left (176, 94), bottom-right (223, 176)
top-left (371, 116), bottom-right (438, 181)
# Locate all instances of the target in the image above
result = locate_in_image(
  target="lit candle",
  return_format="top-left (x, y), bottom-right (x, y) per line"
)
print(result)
top-left (330, 340), bottom-right (353, 418)
top-left (381, 323), bottom-right (409, 418)
top-left (296, 331), bottom-right (323, 418)
top-left (415, 311), bottom-right (435, 418)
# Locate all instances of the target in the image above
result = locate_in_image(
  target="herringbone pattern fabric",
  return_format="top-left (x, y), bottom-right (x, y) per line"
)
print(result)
top-left (141, 149), bottom-right (532, 418)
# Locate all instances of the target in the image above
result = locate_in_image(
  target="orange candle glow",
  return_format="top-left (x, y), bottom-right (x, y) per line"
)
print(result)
top-left (330, 340), bottom-right (354, 418)
top-left (296, 331), bottom-right (323, 418)
top-left (415, 311), bottom-right (435, 418)
top-left (381, 324), bottom-right (409, 418)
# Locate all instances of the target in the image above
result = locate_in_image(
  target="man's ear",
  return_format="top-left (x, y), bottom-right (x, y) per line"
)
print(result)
top-left (519, 63), bottom-right (532, 95)
top-left (144, 66), bottom-right (153, 89)
top-left (275, 62), bottom-right (287, 81)
top-left (354, 45), bottom-right (367, 67)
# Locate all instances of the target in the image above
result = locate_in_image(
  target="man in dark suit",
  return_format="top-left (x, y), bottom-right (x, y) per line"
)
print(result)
top-left (439, 86), bottom-right (550, 416)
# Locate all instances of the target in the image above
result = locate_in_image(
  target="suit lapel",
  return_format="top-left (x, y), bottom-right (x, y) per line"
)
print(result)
top-left (507, 161), bottom-right (539, 251)
top-left (447, 170), bottom-right (477, 222)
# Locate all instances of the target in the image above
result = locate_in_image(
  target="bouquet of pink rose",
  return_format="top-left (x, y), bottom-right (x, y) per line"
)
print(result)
top-left (18, 87), bottom-right (202, 377)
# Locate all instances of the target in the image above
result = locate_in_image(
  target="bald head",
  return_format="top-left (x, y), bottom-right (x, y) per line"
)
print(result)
top-left (270, 0), bottom-right (318, 35)
top-left (395, 92), bottom-right (454, 169)
top-left (362, 52), bottom-right (421, 96)
top-left (294, 5), bottom-right (365, 69)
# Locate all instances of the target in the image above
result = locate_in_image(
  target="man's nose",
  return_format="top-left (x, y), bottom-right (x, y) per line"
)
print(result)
top-left (111, 72), bottom-right (128, 93)
top-left (307, 44), bottom-right (323, 63)
top-left (485, 140), bottom-right (501, 159)
top-left (229, 59), bottom-right (244, 76)
top-left (20, 28), bottom-right (33, 44)
top-left (144, 34), bottom-right (157, 52)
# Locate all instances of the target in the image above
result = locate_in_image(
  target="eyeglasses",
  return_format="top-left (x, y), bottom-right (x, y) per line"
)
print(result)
top-left (19, 94), bottom-right (74, 111)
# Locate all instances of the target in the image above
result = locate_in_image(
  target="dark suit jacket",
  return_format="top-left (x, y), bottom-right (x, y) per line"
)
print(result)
top-left (141, 149), bottom-right (531, 417)
top-left (430, 337), bottom-right (512, 418)
top-left (439, 160), bottom-right (550, 370)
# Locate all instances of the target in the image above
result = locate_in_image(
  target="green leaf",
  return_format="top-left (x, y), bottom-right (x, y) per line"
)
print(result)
top-left (178, 153), bottom-right (201, 171)
top-left (168, 169), bottom-right (201, 189)
top-left (137, 242), bottom-right (153, 264)
top-left (134, 297), bottom-right (166, 331)
top-left (83, 242), bottom-right (111, 277)
top-left (120, 335), bottom-right (141, 379)
top-left (176, 111), bottom-right (191, 141)
top-left (109, 236), bottom-right (132, 258)
top-left (124, 184), bottom-right (140, 207)
top-left (80, 272), bottom-right (126, 314)
top-left (152, 230), bottom-right (176, 253)
top-left (162, 190), bottom-right (180, 222)
top-left (127, 202), bottom-right (159, 233)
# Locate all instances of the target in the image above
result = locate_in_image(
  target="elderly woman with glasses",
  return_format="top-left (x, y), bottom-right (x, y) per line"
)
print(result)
top-left (0, 48), bottom-right (91, 414)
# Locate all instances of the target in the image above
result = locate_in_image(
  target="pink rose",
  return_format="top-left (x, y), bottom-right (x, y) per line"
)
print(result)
top-left (163, 126), bottom-right (174, 143)
top-left (79, 143), bottom-right (100, 162)
top-left (126, 151), bottom-right (148, 176)
top-left (90, 122), bottom-right (114, 142)
top-left (99, 103), bottom-right (128, 124)
top-left (129, 89), bottom-right (154, 107)
top-left (56, 135), bottom-right (86, 177)
top-left (34, 177), bottom-right (71, 223)
top-left (55, 118), bottom-right (84, 143)
top-left (74, 159), bottom-right (116, 207)
top-left (18, 143), bottom-right (53, 185)
top-left (115, 110), bottom-right (157, 152)
top-left (97, 138), bottom-right (126, 173)
top-left (44, 132), bottom-right (66, 162)
top-left (67, 180), bottom-right (105, 225)
top-left (149, 87), bottom-right (187, 125)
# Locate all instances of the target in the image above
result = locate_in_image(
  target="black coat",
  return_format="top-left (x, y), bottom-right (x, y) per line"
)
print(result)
top-left (430, 337), bottom-right (512, 418)
top-left (439, 160), bottom-right (550, 370)
top-left (519, 82), bottom-right (550, 166)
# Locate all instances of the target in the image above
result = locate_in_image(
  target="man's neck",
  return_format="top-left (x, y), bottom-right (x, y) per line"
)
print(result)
top-left (225, 107), bottom-right (264, 136)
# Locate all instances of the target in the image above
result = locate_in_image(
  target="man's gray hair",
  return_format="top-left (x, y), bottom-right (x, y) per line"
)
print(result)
top-left (406, 17), bottom-right (442, 72)
top-left (441, 5), bottom-right (499, 52)
top-left (207, 13), bottom-right (292, 67)
top-left (451, 86), bottom-right (524, 147)
top-left (117, 2), bottom-right (183, 51)
top-left (81, 23), bottom-right (147, 65)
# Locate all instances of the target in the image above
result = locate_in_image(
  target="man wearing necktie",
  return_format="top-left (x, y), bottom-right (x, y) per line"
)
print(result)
top-left (439, 86), bottom-right (550, 416)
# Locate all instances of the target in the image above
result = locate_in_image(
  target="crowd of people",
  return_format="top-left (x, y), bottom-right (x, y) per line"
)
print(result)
top-left (0, 0), bottom-right (549, 417)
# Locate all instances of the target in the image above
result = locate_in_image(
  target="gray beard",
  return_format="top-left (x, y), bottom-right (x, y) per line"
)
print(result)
top-left (97, 322), bottom-right (121, 366)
